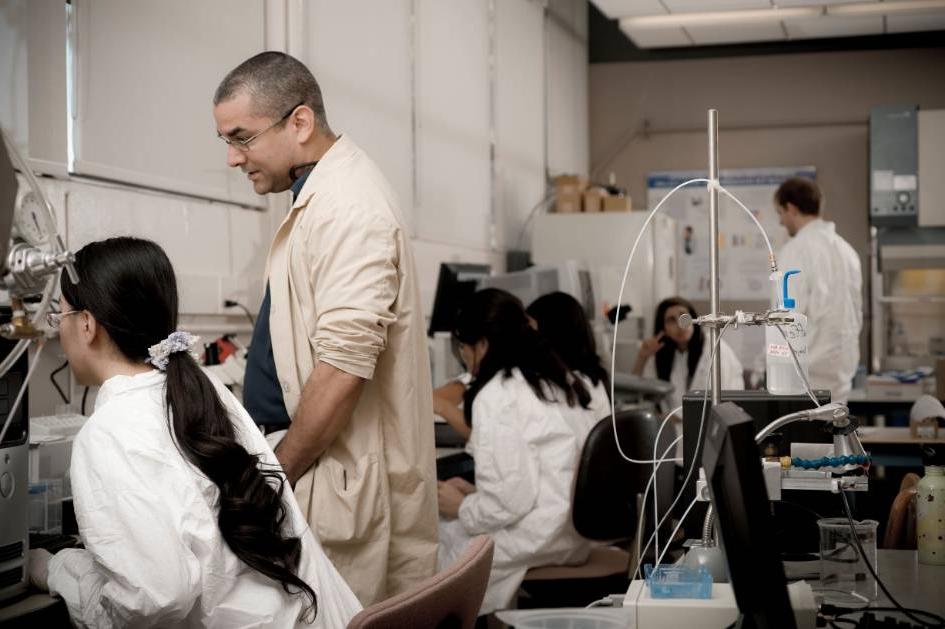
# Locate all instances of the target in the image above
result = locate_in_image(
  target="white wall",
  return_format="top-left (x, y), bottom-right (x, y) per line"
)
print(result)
top-left (1, 0), bottom-right (590, 415)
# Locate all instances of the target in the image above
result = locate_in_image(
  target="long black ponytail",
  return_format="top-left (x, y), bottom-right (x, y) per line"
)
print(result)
top-left (60, 237), bottom-right (316, 620)
top-left (526, 291), bottom-right (609, 391)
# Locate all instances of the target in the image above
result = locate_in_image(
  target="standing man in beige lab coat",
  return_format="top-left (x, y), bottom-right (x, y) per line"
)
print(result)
top-left (212, 51), bottom-right (437, 606)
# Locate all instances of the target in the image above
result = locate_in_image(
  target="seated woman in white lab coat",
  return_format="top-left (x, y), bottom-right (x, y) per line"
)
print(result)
top-left (526, 291), bottom-right (611, 425)
top-left (437, 289), bottom-right (598, 614)
top-left (632, 296), bottom-right (744, 481)
top-left (27, 237), bottom-right (361, 628)
top-left (434, 291), bottom-right (612, 444)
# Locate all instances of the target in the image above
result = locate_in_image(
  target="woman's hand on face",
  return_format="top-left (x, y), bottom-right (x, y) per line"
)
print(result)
top-left (437, 481), bottom-right (465, 519)
top-left (638, 331), bottom-right (666, 360)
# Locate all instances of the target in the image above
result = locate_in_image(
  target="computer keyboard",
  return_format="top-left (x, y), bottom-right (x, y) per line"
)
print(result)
top-left (30, 414), bottom-right (87, 439)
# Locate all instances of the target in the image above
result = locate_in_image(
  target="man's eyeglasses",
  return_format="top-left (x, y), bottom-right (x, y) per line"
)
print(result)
top-left (46, 309), bottom-right (83, 329)
top-left (218, 101), bottom-right (305, 152)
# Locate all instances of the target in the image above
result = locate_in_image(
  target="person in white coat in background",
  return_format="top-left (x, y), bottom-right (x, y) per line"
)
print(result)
top-left (436, 289), bottom-right (598, 615)
top-left (774, 177), bottom-right (863, 404)
top-left (633, 297), bottom-right (744, 483)
top-left (27, 237), bottom-right (361, 628)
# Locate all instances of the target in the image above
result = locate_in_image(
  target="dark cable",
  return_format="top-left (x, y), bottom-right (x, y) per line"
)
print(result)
top-left (81, 386), bottom-right (89, 416)
top-left (833, 607), bottom-right (945, 627)
top-left (49, 360), bottom-right (70, 404)
top-left (838, 490), bottom-right (945, 628)
top-left (223, 300), bottom-right (256, 327)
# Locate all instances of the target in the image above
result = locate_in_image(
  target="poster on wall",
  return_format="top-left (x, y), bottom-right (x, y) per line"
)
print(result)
top-left (646, 166), bottom-right (816, 302)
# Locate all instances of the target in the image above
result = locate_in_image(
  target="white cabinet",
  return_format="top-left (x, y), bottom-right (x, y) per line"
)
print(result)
top-left (532, 211), bottom-right (678, 332)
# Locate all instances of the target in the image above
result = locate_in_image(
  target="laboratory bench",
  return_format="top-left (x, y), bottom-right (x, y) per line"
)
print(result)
top-left (493, 550), bottom-right (945, 628)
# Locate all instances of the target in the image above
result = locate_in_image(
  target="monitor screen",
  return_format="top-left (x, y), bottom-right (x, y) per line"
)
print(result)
top-left (427, 262), bottom-right (490, 337)
top-left (681, 389), bottom-right (835, 548)
top-left (478, 261), bottom-right (597, 322)
top-left (0, 334), bottom-right (29, 448)
top-left (703, 401), bottom-right (796, 629)
top-left (0, 133), bottom-right (18, 267)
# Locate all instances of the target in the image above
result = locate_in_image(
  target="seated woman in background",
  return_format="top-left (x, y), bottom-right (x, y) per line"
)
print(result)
top-left (28, 237), bottom-right (361, 628)
top-left (437, 288), bottom-right (597, 614)
top-left (526, 291), bottom-right (611, 425)
top-left (632, 296), bottom-right (743, 475)
top-left (432, 359), bottom-right (473, 442)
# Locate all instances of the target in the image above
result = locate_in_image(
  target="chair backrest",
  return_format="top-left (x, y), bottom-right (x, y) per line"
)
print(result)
top-left (347, 535), bottom-right (494, 629)
top-left (572, 409), bottom-right (676, 541)
top-left (883, 473), bottom-right (920, 550)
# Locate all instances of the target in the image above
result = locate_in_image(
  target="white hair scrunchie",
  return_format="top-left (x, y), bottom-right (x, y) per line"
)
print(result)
top-left (146, 331), bottom-right (201, 371)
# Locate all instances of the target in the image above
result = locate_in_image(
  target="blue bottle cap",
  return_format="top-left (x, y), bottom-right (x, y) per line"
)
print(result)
top-left (782, 269), bottom-right (801, 309)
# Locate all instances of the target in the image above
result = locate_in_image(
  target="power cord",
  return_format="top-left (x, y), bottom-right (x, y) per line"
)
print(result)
top-left (838, 490), bottom-right (945, 628)
top-left (585, 594), bottom-right (625, 608)
top-left (223, 299), bottom-right (256, 327)
top-left (50, 360), bottom-right (70, 404)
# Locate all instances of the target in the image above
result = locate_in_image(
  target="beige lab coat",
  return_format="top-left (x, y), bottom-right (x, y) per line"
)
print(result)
top-left (266, 135), bottom-right (438, 606)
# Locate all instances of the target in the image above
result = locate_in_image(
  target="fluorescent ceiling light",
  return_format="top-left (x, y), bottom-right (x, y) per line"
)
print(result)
top-left (620, 7), bottom-right (821, 29)
top-left (618, 0), bottom-right (945, 30)
top-left (828, 0), bottom-right (945, 16)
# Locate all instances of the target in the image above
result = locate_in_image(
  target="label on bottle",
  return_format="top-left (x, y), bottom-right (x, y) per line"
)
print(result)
top-left (767, 343), bottom-right (791, 358)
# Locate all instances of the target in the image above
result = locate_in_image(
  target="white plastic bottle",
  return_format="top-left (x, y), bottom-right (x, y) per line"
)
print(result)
top-left (917, 446), bottom-right (945, 566)
top-left (766, 269), bottom-right (810, 395)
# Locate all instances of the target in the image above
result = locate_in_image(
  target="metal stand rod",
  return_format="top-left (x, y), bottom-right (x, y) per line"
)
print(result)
top-left (708, 109), bottom-right (721, 405)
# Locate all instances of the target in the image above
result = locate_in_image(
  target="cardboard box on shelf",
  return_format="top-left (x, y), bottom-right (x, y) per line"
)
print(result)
top-left (552, 174), bottom-right (588, 194)
top-left (603, 195), bottom-right (632, 212)
top-left (583, 188), bottom-right (606, 213)
top-left (552, 174), bottom-right (589, 213)
top-left (555, 191), bottom-right (583, 213)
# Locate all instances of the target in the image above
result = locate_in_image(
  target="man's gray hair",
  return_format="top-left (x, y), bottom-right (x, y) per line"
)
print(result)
top-left (214, 51), bottom-right (331, 133)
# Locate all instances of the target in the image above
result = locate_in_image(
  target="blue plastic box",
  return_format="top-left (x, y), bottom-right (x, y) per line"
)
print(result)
top-left (644, 564), bottom-right (712, 599)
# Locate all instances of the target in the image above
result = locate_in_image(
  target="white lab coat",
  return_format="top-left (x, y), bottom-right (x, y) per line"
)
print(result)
top-left (47, 370), bottom-right (362, 629)
top-left (578, 373), bottom-right (611, 428)
top-left (643, 338), bottom-right (744, 460)
top-left (437, 369), bottom-right (595, 614)
top-left (778, 218), bottom-right (863, 404)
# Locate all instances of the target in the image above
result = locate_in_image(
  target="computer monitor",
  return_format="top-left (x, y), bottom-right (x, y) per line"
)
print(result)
top-left (478, 260), bottom-right (596, 321)
top-left (427, 262), bottom-right (491, 337)
top-left (703, 401), bottom-right (796, 629)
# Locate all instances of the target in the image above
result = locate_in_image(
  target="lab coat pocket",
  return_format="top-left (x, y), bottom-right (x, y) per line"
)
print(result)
top-left (312, 453), bottom-right (386, 545)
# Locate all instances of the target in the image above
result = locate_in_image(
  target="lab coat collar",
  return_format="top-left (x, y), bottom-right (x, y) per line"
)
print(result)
top-left (95, 369), bottom-right (164, 412)
top-left (794, 217), bottom-right (834, 238)
top-left (290, 133), bottom-right (356, 211)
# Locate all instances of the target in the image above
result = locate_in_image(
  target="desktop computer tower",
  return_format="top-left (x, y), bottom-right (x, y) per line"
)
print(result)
top-left (0, 336), bottom-right (30, 603)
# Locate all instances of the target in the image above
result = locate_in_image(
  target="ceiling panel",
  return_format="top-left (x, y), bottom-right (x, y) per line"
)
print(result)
top-left (597, 0), bottom-right (945, 48)
top-left (686, 21), bottom-right (786, 45)
top-left (785, 15), bottom-right (884, 39)
top-left (775, 0), bottom-right (872, 5)
top-left (619, 22), bottom-right (692, 47)
top-left (886, 12), bottom-right (945, 33)
top-left (592, 0), bottom-right (666, 19)
top-left (663, 0), bottom-right (771, 11)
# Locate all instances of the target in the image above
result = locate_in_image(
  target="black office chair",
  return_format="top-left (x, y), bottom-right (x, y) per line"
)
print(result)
top-left (519, 408), bottom-right (677, 608)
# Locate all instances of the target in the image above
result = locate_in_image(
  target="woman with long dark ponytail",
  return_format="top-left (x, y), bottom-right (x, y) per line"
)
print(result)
top-left (436, 289), bottom-right (598, 615)
top-left (27, 237), bottom-right (361, 628)
top-left (526, 291), bottom-right (611, 423)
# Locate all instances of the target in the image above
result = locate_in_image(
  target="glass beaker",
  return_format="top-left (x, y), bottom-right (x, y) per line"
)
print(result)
top-left (817, 517), bottom-right (879, 606)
